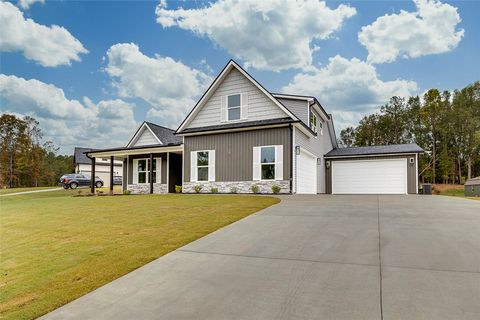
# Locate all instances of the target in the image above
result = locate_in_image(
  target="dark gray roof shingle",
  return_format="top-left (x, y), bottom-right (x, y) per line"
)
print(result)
top-left (142, 122), bottom-right (182, 146)
top-left (325, 143), bottom-right (424, 157)
top-left (74, 147), bottom-right (95, 164)
top-left (179, 118), bottom-right (295, 134)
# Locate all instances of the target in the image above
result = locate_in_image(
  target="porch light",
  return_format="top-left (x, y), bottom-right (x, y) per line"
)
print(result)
top-left (295, 146), bottom-right (301, 155)
top-left (326, 161), bottom-right (331, 169)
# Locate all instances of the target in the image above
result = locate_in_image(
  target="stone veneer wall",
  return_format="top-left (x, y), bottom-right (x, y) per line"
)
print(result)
top-left (127, 183), bottom-right (168, 194)
top-left (182, 180), bottom-right (290, 194)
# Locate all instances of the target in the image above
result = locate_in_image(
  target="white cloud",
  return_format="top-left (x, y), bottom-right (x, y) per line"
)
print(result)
top-left (282, 55), bottom-right (418, 129)
top-left (358, 0), bottom-right (464, 64)
top-left (17, 0), bottom-right (44, 9)
top-left (156, 0), bottom-right (356, 71)
top-left (0, 1), bottom-right (88, 67)
top-left (105, 43), bottom-right (211, 128)
top-left (0, 74), bottom-right (137, 153)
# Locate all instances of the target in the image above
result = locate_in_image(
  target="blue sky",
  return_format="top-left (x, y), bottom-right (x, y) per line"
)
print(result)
top-left (1, 0), bottom-right (479, 154)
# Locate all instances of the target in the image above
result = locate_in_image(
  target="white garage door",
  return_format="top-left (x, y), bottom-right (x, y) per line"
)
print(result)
top-left (297, 150), bottom-right (317, 194)
top-left (332, 159), bottom-right (407, 194)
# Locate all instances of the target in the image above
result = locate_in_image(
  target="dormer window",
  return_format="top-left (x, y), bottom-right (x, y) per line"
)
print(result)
top-left (310, 112), bottom-right (317, 134)
top-left (227, 94), bottom-right (241, 121)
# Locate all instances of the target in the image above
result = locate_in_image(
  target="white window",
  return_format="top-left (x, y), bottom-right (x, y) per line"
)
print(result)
top-left (190, 150), bottom-right (215, 182)
top-left (253, 145), bottom-right (283, 181)
top-left (221, 93), bottom-right (248, 122)
top-left (197, 151), bottom-right (209, 181)
top-left (133, 158), bottom-right (160, 184)
top-left (310, 112), bottom-right (317, 134)
top-left (227, 94), bottom-right (241, 121)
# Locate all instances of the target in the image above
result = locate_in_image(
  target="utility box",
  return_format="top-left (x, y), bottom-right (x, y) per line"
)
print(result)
top-left (464, 177), bottom-right (480, 197)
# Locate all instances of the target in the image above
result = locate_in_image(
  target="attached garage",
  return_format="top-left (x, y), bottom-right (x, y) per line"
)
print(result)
top-left (297, 149), bottom-right (317, 194)
top-left (325, 144), bottom-right (423, 195)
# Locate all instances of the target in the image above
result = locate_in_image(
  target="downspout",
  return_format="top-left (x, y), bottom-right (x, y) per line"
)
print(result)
top-left (289, 124), bottom-right (293, 194)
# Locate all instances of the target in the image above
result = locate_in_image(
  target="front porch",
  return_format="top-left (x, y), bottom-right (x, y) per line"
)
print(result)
top-left (87, 145), bottom-right (183, 194)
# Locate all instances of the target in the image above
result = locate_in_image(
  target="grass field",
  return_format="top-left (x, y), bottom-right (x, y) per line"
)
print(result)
top-left (0, 190), bottom-right (279, 319)
top-left (433, 184), bottom-right (479, 200)
top-left (0, 187), bottom-right (58, 195)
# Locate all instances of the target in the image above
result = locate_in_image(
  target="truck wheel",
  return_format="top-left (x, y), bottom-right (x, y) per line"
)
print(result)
top-left (70, 182), bottom-right (78, 189)
top-left (63, 184), bottom-right (70, 190)
top-left (95, 181), bottom-right (103, 188)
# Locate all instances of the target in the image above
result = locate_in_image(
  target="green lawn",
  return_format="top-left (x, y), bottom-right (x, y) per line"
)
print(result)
top-left (433, 184), bottom-right (480, 201)
top-left (0, 190), bottom-right (279, 319)
top-left (0, 187), bottom-right (58, 195)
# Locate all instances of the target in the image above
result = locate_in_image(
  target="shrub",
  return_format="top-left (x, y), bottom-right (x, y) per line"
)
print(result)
top-left (96, 190), bottom-right (104, 195)
top-left (77, 190), bottom-right (83, 195)
top-left (194, 185), bottom-right (202, 193)
top-left (230, 186), bottom-right (238, 194)
top-left (210, 187), bottom-right (219, 194)
top-left (123, 189), bottom-right (132, 195)
top-left (175, 185), bottom-right (182, 193)
top-left (251, 184), bottom-right (260, 194)
top-left (271, 185), bottom-right (281, 194)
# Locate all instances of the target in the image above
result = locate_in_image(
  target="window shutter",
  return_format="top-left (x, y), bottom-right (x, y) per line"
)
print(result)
top-left (133, 159), bottom-right (138, 184)
top-left (221, 96), bottom-right (227, 122)
top-left (190, 151), bottom-right (197, 182)
top-left (241, 92), bottom-right (248, 120)
top-left (252, 147), bottom-right (260, 181)
top-left (275, 145), bottom-right (283, 180)
top-left (156, 157), bottom-right (161, 183)
top-left (208, 150), bottom-right (215, 181)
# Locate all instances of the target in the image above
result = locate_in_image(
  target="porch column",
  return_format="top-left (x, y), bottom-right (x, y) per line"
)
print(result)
top-left (109, 156), bottom-right (114, 194)
top-left (90, 157), bottom-right (96, 194)
top-left (149, 153), bottom-right (154, 194)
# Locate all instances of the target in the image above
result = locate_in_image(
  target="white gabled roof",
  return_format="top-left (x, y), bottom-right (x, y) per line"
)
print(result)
top-left (176, 60), bottom-right (299, 133)
top-left (126, 122), bottom-right (162, 148)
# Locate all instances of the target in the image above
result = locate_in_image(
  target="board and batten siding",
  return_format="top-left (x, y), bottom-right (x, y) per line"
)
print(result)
top-left (127, 153), bottom-right (168, 185)
top-left (277, 98), bottom-right (309, 124)
top-left (294, 108), bottom-right (333, 193)
top-left (187, 69), bottom-right (288, 128)
top-left (184, 127), bottom-right (292, 182)
top-left (132, 128), bottom-right (158, 147)
top-left (325, 154), bottom-right (418, 194)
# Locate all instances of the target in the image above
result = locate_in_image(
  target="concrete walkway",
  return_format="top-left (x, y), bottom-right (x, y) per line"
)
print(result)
top-left (42, 195), bottom-right (480, 320)
top-left (0, 188), bottom-right (62, 197)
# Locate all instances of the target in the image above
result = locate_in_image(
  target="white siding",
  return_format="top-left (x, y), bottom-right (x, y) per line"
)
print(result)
top-left (188, 69), bottom-right (288, 128)
top-left (294, 108), bottom-right (334, 193)
top-left (132, 128), bottom-right (159, 146)
top-left (277, 98), bottom-right (309, 124)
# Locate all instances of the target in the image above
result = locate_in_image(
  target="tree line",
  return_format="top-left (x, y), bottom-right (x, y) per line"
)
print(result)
top-left (0, 114), bottom-right (74, 188)
top-left (339, 81), bottom-right (480, 184)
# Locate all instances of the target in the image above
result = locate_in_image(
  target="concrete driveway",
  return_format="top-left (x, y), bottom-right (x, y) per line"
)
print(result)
top-left (42, 195), bottom-right (480, 320)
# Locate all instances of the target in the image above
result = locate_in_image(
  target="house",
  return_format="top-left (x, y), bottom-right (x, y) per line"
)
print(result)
top-left (74, 147), bottom-right (123, 187)
top-left (464, 176), bottom-right (480, 197)
top-left (86, 60), bottom-right (423, 195)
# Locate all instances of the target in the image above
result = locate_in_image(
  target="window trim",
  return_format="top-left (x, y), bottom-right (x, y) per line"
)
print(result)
top-left (227, 93), bottom-right (242, 122)
top-left (133, 157), bottom-right (161, 184)
top-left (196, 150), bottom-right (210, 182)
top-left (259, 145), bottom-right (276, 181)
top-left (310, 111), bottom-right (317, 134)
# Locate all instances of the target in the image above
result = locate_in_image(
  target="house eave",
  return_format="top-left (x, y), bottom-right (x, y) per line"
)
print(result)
top-left (324, 151), bottom-right (424, 159)
top-left (86, 144), bottom-right (183, 158)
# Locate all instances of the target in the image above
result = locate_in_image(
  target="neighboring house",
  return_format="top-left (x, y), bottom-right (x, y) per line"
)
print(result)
top-left (464, 176), bottom-right (480, 197)
top-left (74, 147), bottom-right (123, 187)
top-left (86, 60), bottom-right (423, 195)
